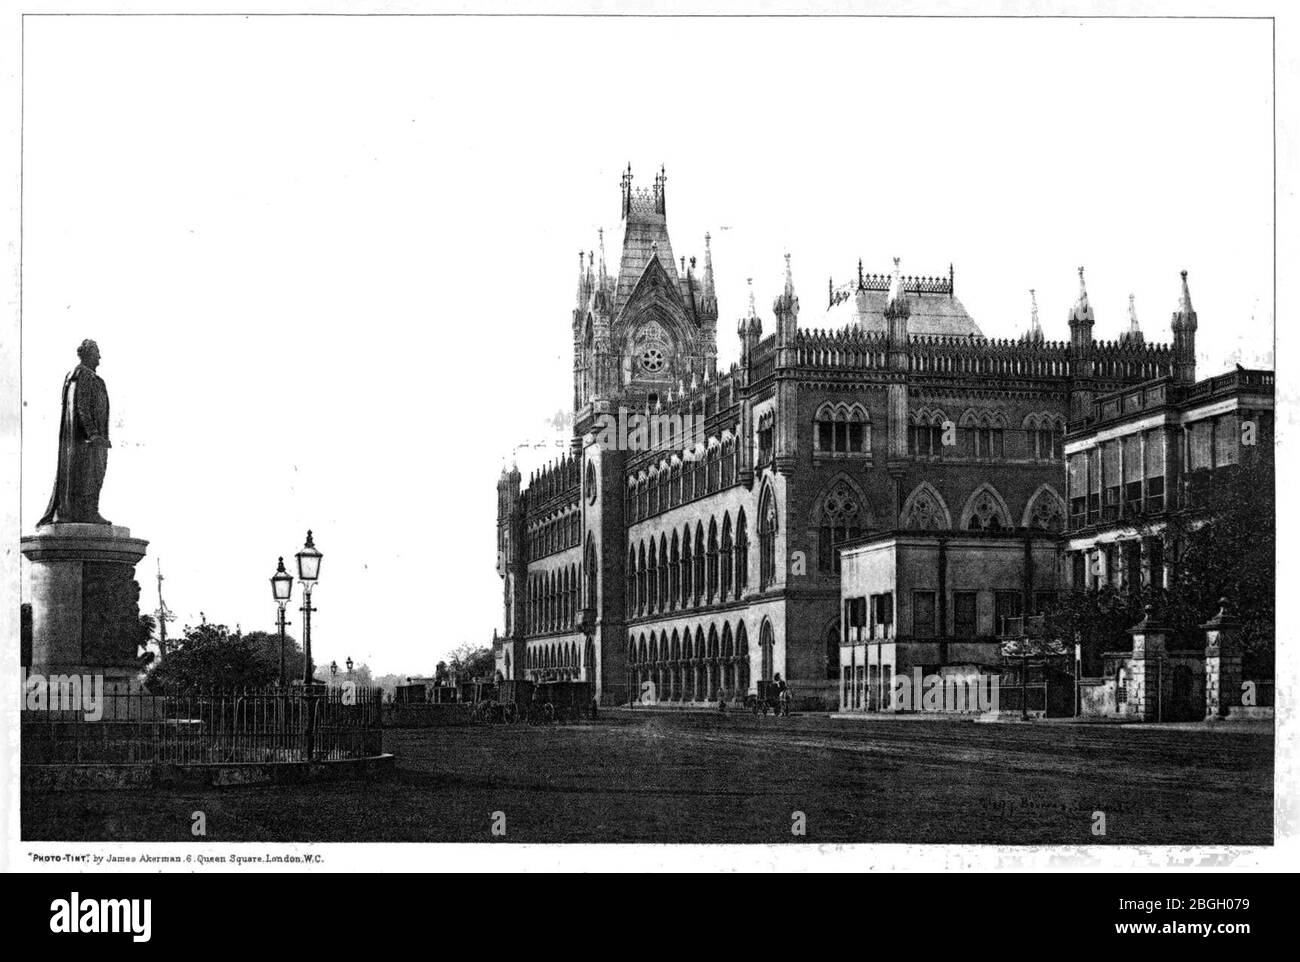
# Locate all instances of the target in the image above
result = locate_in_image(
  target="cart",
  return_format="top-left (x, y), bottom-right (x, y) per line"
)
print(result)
top-left (746, 681), bottom-right (790, 716)
top-left (531, 680), bottom-right (596, 723)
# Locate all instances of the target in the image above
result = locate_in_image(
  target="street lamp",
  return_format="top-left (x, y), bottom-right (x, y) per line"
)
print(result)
top-left (330, 660), bottom-right (339, 685)
top-left (346, 656), bottom-right (354, 681)
top-left (296, 530), bottom-right (322, 686)
top-left (270, 557), bottom-right (294, 687)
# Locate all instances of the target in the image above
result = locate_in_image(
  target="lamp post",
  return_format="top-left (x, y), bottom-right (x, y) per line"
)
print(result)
top-left (330, 660), bottom-right (338, 685)
top-left (270, 557), bottom-right (294, 687)
top-left (346, 656), bottom-right (354, 682)
top-left (296, 530), bottom-right (322, 687)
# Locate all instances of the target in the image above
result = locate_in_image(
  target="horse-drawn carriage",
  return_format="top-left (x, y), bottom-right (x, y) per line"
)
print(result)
top-left (471, 678), bottom-right (595, 724)
top-left (745, 680), bottom-right (792, 716)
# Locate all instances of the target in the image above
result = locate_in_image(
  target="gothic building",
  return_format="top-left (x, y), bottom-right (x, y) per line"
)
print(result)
top-left (495, 167), bottom-right (1195, 707)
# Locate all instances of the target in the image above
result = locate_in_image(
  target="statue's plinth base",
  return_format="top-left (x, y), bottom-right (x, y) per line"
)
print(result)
top-left (21, 523), bottom-right (149, 678)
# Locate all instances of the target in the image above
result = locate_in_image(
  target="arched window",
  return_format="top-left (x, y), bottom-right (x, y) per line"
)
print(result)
top-left (815, 478), bottom-right (866, 573)
top-left (706, 517), bottom-right (719, 602)
top-left (719, 513), bottom-right (733, 603)
top-left (909, 409), bottom-right (948, 458)
top-left (658, 533), bottom-right (669, 612)
top-left (959, 409), bottom-right (1007, 459)
top-left (1023, 413), bottom-right (1066, 461)
top-left (647, 540), bottom-right (658, 613)
top-left (1023, 485), bottom-right (1066, 532)
top-left (681, 525), bottom-right (693, 606)
top-left (722, 437), bottom-right (736, 486)
top-left (757, 411), bottom-right (775, 466)
top-left (670, 462), bottom-right (682, 505)
top-left (900, 482), bottom-right (952, 530)
top-left (814, 403), bottom-right (871, 455)
top-left (585, 461), bottom-right (597, 504)
top-left (759, 487), bottom-right (778, 589)
top-left (637, 541), bottom-right (647, 614)
top-left (734, 507), bottom-right (749, 596)
top-left (669, 532), bottom-right (681, 609)
top-left (707, 443), bottom-right (721, 492)
top-left (693, 523), bottom-right (706, 605)
top-left (626, 545), bottom-right (636, 617)
top-left (962, 485), bottom-right (1012, 531)
top-left (758, 619), bottom-right (774, 684)
top-left (735, 622), bottom-right (751, 694)
top-left (648, 469), bottom-right (660, 515)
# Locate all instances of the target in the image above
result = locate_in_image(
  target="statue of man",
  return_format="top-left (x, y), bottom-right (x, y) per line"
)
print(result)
top-left (37, 338), bottom-right (112, 526)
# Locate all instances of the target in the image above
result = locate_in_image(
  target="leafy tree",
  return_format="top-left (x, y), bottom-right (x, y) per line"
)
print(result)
top-left (241, 630), bottom-right (308, 683)
top-left (1044, 585), bottom-right (1147, 676)
top-left (446, 643), bottom-right (495, 680)
top-left (145, 623), bottom-right (278, 692)
top-left (1159, 454), bottom-right (1274, 676)
top-left (1047, 452), bottom-right (1274, 679)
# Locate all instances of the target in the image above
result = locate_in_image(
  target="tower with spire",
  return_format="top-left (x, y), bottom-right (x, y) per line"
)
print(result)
top-left (774, 253), bottom-right (800, 345)
top-left (1068, 266), bottom-right (1095, 353)
top-left (572, 164), bottom-right (718, 422)
top-left (1171, 270), bottom-right (1198, 382)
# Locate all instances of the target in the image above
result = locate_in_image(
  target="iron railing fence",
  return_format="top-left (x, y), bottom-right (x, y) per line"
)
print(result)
top-left (21, 685), bottom-right (383, 765)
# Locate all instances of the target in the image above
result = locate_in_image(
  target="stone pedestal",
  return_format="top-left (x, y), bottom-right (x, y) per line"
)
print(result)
top-left (20, 523), bottom-right (149, 685)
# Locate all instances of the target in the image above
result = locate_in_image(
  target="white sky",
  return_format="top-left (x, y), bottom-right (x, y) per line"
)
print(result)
top-left (17, 15), bottom-right (1273, 675)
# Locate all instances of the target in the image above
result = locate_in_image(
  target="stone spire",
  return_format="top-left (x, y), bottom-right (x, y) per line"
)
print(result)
top-left (597, 228), bottom-right (607, 286)
top-left (1175, 269), bottom-right (1197, 321)
top-left (1122, 292), bottom-right (1145, 347)
top-left (700, 231), bottom-right (718, 319)
top-left (1026, 288), bottom-right (1044, 342)
top-left (747, 277), bottom-right (757, 318)
top-left (1069, 266), bottom-right (1094, 322)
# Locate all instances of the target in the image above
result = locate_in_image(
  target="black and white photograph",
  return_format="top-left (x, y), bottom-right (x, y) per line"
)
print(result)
top-left (1, 1), bottom-right (1295, 894)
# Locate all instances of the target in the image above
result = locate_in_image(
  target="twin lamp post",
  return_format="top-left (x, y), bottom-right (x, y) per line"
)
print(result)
top-left (270, 530), bottom-right (323, 688)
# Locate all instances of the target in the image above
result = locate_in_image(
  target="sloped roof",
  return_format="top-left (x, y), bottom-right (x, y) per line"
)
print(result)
top-left (825, 283), bottom-right (983, 337)
top-left (614, 212), bottom-right (680, 315)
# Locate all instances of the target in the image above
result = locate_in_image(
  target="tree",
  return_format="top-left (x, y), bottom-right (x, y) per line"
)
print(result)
top-left (446, 643), bottom-right (494, 680)
top-left (1159, 454), bottom-right (1274, 676)
top-left (145, 623), bottom-right (278, 692)
top-left (1047, 453), bottom-right (1274, 679)
top-left (241, 630), bottom-right (308, 683)
top-left (1043, 585), bottom-right (1147, 677)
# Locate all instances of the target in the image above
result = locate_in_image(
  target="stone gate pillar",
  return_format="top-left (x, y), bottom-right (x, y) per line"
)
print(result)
top-left (1202, 598), bottom-right (1242, 720)
top-left (1127, 605), bottom-right (1168, 722)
